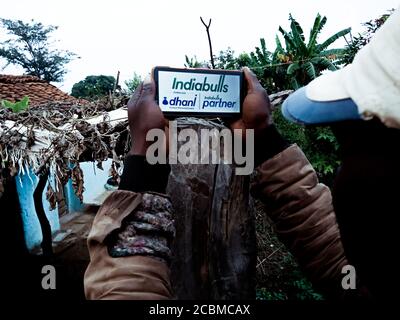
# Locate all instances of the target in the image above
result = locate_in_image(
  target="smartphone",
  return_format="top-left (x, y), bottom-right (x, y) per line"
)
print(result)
top-left (154, 66), bottom-right (244, 118)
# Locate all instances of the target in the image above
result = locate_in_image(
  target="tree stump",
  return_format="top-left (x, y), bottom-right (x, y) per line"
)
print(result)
top-left (167, 118), bottom-right (256, 299)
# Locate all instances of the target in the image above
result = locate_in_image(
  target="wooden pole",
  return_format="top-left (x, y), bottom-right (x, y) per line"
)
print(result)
top-left (167, 119), bottom-right (256, 299)
top-left (33, 168), bottom-right (53, 257)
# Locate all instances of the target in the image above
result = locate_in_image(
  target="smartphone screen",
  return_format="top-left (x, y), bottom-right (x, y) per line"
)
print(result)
top-left (154, 67), bottom-right (243, 117)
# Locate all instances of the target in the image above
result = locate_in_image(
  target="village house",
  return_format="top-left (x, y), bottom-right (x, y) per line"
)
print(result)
top-left (0, 74), bottom-right (115, 251)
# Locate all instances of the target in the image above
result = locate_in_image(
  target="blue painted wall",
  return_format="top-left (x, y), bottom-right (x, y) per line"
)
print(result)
top-left (65, 177), bottom-right (84, 213)
top-left (16, 160), bottom-right (112, 250)
top-left (16, 169), bottom-right (60, 250)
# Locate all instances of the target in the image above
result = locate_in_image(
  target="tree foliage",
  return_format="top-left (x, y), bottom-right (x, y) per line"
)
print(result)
top-left (184, 55), bottom-right (204, 68)
top-left (124, 72), bottom-right (142, 94)
top-left (274, 13), bottom-right (350, 89)
top-left (195, 13), bottom-right (349, 94)
top-left (184, 12), bottom-right (351, 182)
top-left (272, 107), bottom-right (340, 185)
top-left (340, 9), bottom-right (394, 65)
top-left (271, 14), bottom-right (349, 182)
top-left (0, 18), bottom-right (76, 82)
top-left (71, 75), bottom-right (115, 99)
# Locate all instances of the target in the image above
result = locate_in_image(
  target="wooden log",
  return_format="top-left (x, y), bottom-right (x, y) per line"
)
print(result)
top-left (208, 166), bottom-right (255, 299)
top-left (33, 169), bottom-right (53, 257)
top-left (167, 118), bottom-right (256, 299)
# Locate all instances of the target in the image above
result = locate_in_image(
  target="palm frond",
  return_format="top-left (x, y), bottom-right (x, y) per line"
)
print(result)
top-left (250, 51), bottom-right (257, 60)
top-left (290, 77), bottom-right (300, 90)
top-left (254, 38), bottom-right (271, 65)
top-left (317, 28), bottom-right (351, 52)
top-left (279, 26), bottom-right (295, 51)
top-left (255, 47), bottom-right (267, 65)
top-left (273, 35), bottom-right (284, 62)
top-left (260, 38), bottom-right (268, 55)
top-left (308, 15), bottom-right (327, 51)
top-left (303, 61), bottom-right (316, 79)
top-left (275, 35), bottom-right (284, 52)
top-left (289, 15), bottom-right (307, 55)
top-left (289, 14), bottom-right (305, 41)
top-left (286, 62), bottom-right (300, 75)
top-left (311, 57), bottom-right (338, 71)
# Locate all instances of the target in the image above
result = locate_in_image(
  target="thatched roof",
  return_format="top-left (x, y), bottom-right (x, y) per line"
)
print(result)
top-left (0, 92), bottom-right (130, 203)
top-left (0, 74), bottom-right (83, 106)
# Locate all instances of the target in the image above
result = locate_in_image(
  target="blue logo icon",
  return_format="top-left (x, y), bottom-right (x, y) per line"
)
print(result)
top-left (162, 97), bottom-right (168, 105)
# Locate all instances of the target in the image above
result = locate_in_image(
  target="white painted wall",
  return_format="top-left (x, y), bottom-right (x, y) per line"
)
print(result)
top-left (80, 159), bottom-right (113, 206)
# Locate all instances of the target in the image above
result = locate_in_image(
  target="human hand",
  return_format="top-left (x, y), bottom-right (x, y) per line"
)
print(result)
top-left (127, 73), bottom-right (167, 156)
top-left (229, 67), bottom-right (272, 139)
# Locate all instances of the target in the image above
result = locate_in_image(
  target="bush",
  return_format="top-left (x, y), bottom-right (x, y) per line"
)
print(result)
top-left (255, 200), bottom-right (324, 300)
top-left (273, 107), bottom-right (340, 185)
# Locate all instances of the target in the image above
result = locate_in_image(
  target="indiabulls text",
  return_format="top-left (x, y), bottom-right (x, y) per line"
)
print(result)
top-left (172, 75), bottom-right (229, 93)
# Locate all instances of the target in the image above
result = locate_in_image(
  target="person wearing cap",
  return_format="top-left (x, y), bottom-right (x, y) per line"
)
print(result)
top-left (83, 9), bottom-right (399, 300)
top-left (281, 7), bottom-right (400, 299)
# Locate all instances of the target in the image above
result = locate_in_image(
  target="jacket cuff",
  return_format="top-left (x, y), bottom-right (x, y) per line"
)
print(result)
top-left (107, 193), bottom-right (175, 263)
top-left (254, 125), bottom-right (290, 168)
top-left (119, 155), bottom-right (171, 193)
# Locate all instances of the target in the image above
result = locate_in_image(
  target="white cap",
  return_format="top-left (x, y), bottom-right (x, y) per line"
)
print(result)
top-left (283, 8), bottom-right (400, 129)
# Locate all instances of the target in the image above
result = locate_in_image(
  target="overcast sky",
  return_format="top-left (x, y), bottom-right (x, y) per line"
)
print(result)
top-left (1, 0), bottom-right (399, 93)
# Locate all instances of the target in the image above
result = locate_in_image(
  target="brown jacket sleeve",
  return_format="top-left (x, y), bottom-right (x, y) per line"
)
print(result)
top-left (251, 144), bottom-right (348, 297)
top-left (84, 190), bottom-right (173, 300)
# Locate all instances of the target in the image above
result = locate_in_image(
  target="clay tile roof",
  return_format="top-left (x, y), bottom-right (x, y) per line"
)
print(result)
top-left (0, 74), bottom-right (82, 107)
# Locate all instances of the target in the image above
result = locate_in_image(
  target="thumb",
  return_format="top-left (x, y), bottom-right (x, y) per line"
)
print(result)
top-left (141, 73), bottom-right (156, 98)
top-left (127, 82), bottom-right (143, 108)
top-left (242, 67), bottom-right (262, 93)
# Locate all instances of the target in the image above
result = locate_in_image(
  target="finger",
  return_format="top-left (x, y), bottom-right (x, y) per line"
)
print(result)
top-left (242, 67), bottom-right (262, 92)
top-left (142, 73), bottom-right (156, 98)
top-left (128, 82), bottom-right (143, 107)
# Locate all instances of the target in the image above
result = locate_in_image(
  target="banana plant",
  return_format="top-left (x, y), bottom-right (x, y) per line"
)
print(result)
top-left (276, 13), bottom-right (351, 89)
top-left (1, 96), bottom-right (30, 113)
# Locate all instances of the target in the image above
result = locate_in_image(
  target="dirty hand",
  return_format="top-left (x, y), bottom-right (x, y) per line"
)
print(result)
top-left (229, 67), bottom-right (272, 139)
top-left (127, 74), bottom-right (167, 156)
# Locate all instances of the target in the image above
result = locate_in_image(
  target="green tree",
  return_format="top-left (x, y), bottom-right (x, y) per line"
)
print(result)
top-left (340, 10), bottom-right (394, 65)
top-left (184, 55), bottom-right (204, 68)
top-left (71, 75), bottom-right (115, 99)
top-left (124, 72), bottom-right (142, 94)
top-left (180, 14), bottom-right (355, 182)
top-left (248, 15), bottom-right (349, 183)
top-left (215, 48), bottom-right (239, 70)
top-left (247, 38), bottom-right (287, 92)
top-left (0, 18), bottom-right (76, 82)
top-left (276, 13), bottom-right (350, 89)
top-left (273, 107), bottom-right (340, 185)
